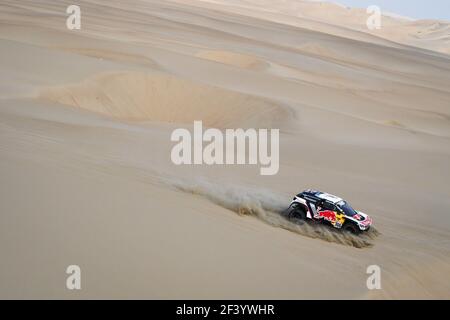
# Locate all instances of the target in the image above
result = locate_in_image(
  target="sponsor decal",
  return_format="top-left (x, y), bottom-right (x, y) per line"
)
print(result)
top-left (361, 217), bottom-right (372, 226)
top-left (335, 213), bottom-right (346, 227)
top-left (318, 210), bottom-right (336, 222)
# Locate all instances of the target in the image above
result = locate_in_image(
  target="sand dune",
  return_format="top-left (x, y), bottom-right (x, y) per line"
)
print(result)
top-left (40, 71), bottom-right (288, 128)
top-left (196, 50), bottom-right (269, 70)
top-left (51, 47), bottom-right (159, 68)
top-left (0, 0), bottom-right (450, 299)
top-left (184, 0), bottom-right (450, 54)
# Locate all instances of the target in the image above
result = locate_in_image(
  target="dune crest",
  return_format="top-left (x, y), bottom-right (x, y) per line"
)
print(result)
top-left (179, 0), bottom-right (450, 54)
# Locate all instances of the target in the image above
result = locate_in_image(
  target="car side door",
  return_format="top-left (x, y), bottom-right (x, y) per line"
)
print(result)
top-left (317, 201), bottom-right (336, 221)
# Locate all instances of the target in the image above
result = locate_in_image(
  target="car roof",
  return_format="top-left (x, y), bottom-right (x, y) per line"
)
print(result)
top-left (300, 189), bottom-right (343, 204)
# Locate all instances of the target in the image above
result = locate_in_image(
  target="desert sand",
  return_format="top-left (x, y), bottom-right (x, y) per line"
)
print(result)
top-left (0, 0), bottom-right (449, 299)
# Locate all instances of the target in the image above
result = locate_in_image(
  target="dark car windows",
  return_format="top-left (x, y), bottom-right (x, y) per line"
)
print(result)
top-left (321, 202), bottom-right (335, 211)
top-left (337, 201), bottom-right (357, 216)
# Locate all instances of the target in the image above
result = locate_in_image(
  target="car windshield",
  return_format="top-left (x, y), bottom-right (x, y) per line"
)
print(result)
top-left (337, 201), bottom-right (357, 216)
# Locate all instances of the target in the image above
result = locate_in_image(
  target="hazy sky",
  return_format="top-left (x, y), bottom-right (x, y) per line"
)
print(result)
top-left (335, 0), bottom-right (450, 21)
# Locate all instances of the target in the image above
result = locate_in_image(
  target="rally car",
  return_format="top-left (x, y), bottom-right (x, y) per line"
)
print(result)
top-left (286, 189), bottom-right (373, 234)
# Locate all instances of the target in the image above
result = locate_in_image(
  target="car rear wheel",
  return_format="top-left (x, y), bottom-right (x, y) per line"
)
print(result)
top-left (288, 203), bottom-right (307, 220)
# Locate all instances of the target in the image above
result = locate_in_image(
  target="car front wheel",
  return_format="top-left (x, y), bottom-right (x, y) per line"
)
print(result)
top-left (343, 223), bottom-right (361, 235)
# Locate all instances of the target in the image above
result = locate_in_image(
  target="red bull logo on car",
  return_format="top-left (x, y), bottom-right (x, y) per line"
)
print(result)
top-left (317, 210), bottom-right (346, 228)
top-left (318, 210), bottom-right (337, 222)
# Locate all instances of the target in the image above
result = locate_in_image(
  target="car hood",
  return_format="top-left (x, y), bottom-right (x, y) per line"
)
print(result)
top-left (347, 211), bottom-right (372, 226)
